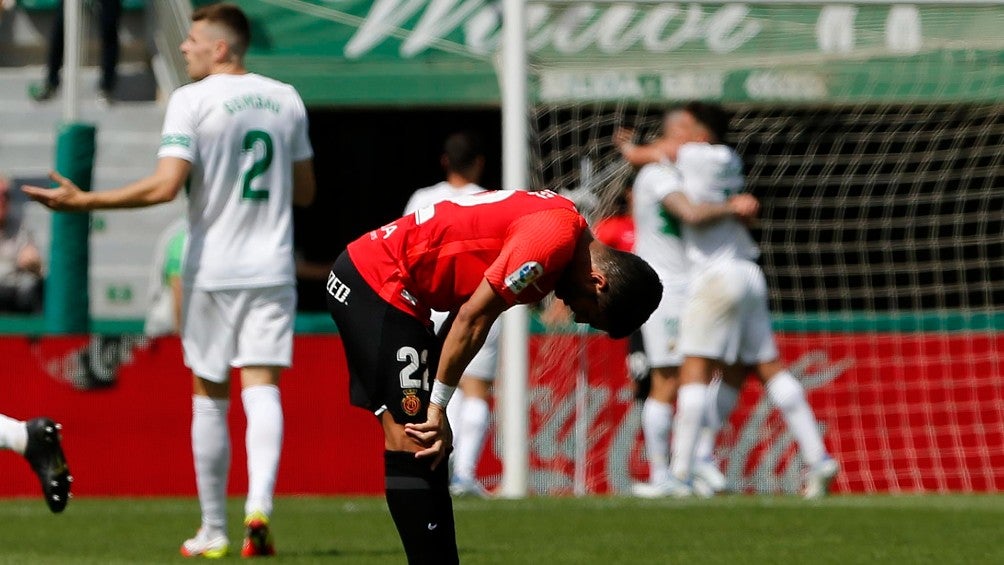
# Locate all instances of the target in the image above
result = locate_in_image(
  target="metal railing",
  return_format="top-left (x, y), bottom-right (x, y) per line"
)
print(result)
top-left (147, 0), bottom-right (191, 95)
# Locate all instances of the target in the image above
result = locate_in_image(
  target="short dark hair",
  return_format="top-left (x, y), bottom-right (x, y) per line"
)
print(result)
top-left (682, 101), bottom-right (731, 144)
top-left (443, 131), bottom-right (484, 175)
top-left (193, 3), bottom-right (251, 57)
top-left (597, 247), bottom-right (663, 339)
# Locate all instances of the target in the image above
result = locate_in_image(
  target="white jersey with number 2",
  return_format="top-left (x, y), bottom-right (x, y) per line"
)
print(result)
top-left (676, 142), bottom-right (758, 266)
top-left (158, 73), bottom-right (313, 290)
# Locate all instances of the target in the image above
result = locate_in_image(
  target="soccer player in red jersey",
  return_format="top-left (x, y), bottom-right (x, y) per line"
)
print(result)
top-left (326, 189), bottom-right (662, 564)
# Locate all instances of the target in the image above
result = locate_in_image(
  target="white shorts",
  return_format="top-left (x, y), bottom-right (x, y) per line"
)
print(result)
top-left (431, 310), bottom-right (500, 381)
top-left (182, 285), bottom-right (296, 383)
top-left (640, 277), bottom-right (687, 368)
top-left (678, 259), bottom-right (778, 366)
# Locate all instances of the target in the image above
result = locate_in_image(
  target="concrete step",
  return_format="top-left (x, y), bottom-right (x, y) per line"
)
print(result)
top-left (1, 64), bottom-right (182, 319)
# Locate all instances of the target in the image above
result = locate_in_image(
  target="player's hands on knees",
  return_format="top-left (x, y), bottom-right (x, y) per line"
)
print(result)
top-left (22, 171), bottom-right (88, 211)
top-left (404, 404), bottom-right (453, 469)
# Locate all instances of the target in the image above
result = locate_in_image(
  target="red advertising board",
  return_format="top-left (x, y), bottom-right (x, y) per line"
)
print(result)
top-left (0, 336), bottom-right (384, 498)
top-left (2, 333), bottom-right (1001, 498)
top-left (479, 332), bottom-right (1004, 495)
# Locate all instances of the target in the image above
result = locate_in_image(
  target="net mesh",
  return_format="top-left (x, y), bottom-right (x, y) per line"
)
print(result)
top-left (510, 1), bottom-right (1004, 495)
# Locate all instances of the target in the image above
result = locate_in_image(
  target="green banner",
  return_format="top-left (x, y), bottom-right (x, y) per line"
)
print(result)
top-left (231, 1), bottom-right (1003, 105)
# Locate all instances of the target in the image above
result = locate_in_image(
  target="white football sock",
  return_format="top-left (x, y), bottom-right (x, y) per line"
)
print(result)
top-left (192, 396), bottom-right (231, 531)
top-left (669, 383), bottom-right (707, 482)
top-left (0, 414), bottom-right (27, 454)
top-left (242, 385), bottom-right (283, 517)
top-left (696, 380), bottom-right (739, 462)
top-left (641, 398), bottom-right (673, 484)
top-left (766, 371), bottom-right (827, 466)
top-left (452, 396), bottom-right (489, 482)
top-left (445, 389), bottom-right (465, 447)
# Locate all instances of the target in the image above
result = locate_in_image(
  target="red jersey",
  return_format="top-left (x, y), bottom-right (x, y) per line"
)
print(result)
top-left (347, 190), bottom-right (588, 322)
top-left (593, 214), bottom-right (635, 252)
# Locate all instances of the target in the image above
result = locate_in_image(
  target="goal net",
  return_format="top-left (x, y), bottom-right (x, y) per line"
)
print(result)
top-left (507, 1), bottom-right (1004, 495)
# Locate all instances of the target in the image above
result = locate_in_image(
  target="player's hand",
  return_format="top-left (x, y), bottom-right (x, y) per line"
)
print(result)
top-left (613, 127), bottom-right (636, 151)
top-left (404, 404), bottom-right (453, 470)
top-left (728, 193), bottom-right (759, 220)
top-left (22, 171), bottom-right (90, 211)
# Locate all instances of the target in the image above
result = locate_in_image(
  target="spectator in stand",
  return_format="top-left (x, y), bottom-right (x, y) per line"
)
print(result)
top-left (0, 175), bottom-right (43, 313)
top-left (29, 0), bottom-right (123, 104)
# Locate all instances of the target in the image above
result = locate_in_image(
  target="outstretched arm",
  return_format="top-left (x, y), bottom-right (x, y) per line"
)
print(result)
top-left (615, 127), bottom-right (681, 167)
top-left (662, 192), bottom-right (759, 227)
top-left (22, 157), bottom-right (190, 211)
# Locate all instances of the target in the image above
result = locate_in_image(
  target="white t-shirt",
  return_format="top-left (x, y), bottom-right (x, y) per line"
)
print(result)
top-left (403, 181), bottom-right (485, 215)
top-left (631, 161), bottom-right (689, 288)
top-left (158, 73), bottom-right (314, 290)
top-left (676, 143), bottom-right (759, 266)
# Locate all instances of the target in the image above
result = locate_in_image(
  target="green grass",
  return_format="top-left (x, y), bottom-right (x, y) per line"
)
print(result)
top-left (0, 495), bottom-right (1002, 564)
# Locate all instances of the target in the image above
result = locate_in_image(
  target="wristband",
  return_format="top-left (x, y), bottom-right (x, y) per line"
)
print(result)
top-left (429, 380), bottom-right (457, 408)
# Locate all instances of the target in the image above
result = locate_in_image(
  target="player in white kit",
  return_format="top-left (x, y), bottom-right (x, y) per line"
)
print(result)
top-left (403, 132), bottom-right (498, 497)
top-left (661, 103), bottom-right (839, 498)
top-left (0, 413), bottom-right (71, 513)
top-left (25, 3), bottom-right (317, 554)
top-left (622, 110), bottom-right (754, 497)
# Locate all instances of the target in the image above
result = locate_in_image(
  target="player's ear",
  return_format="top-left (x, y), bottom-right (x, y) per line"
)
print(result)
top-left (591, 270), bottom-right (609, 293)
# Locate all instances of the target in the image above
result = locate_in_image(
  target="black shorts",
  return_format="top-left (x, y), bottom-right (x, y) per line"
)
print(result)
top-left (326, 251), bottom-right (440, 424)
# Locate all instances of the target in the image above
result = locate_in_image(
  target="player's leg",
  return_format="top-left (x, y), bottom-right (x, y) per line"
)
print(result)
top-left (449, 376), bottom-right (491, 496)
top-left (642, 366), bottom-right (677, 485)
top-left (238, 366), bottom-right (283, 558)
top-left (700, 366), bottom-right (743, 453)
top-left (186, 376), bottom-right (232, 558)
top-left (448, 319), bottom-right (499, 497)
top-left (691, 372), bottom-right (736, 494)
top-left (673, 262), bottom-right (745, 489)
top-left (0, 413), bottom-right (27, 453)
top-left (635, 282), bottom-right (685, 493)
top-left (669, 357), bottom-right (714, 488)
top-left (327, 252), bottom-right (459, 564)
top-left (0, 412), bottom-right (71, 513)
top-left (381, 411), bottom-right (458, 565)
top-left (757, 359), bottom-right (838, 498)
top-left (739, 261), bottom-right (837, 497)
top-left (180, 288), bottom-right (235, 558)
top-left (232, 285), bottom-right (295, 557)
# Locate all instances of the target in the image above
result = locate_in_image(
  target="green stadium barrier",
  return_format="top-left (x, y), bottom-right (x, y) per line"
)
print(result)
top-left (16, 0), bottom-right (61, 9)
top-left (20, 0), bottom-right (145, 10)
top-left (2, 310), bottom-right (1001, 337)
top-left (44, 123), bottom-right (94, 334)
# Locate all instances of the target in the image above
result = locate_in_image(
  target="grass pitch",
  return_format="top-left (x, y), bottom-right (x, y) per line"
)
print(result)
top-left (0, 495), bottom-right (1001, 564)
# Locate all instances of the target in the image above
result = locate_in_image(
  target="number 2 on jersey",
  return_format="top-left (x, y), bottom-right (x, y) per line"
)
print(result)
top-left (240, 130), bottom-right (273, 201)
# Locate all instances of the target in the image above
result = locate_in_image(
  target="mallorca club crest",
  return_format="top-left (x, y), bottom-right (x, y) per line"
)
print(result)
top-left (401, 390), bottom-right (422, 416)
